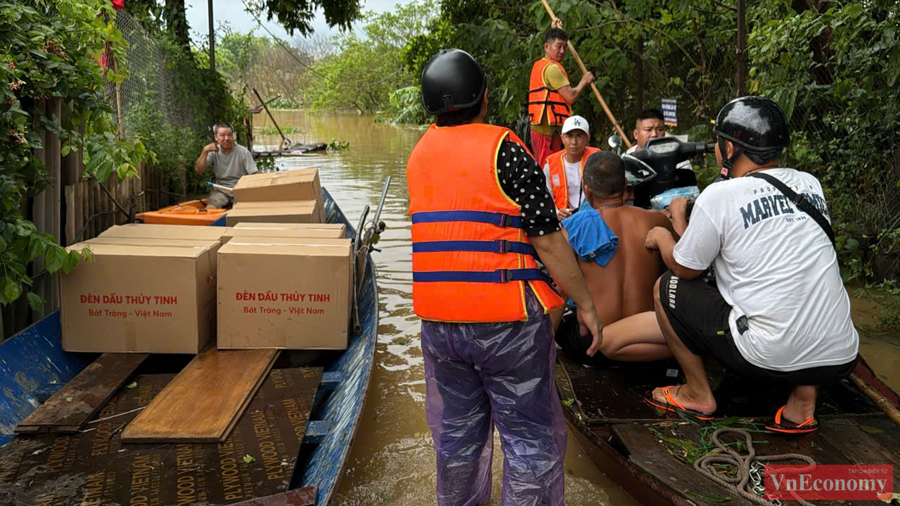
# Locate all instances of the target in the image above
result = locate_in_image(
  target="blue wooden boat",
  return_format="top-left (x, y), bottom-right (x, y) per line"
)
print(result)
top-left (0, 187), bottom-right (380, 505)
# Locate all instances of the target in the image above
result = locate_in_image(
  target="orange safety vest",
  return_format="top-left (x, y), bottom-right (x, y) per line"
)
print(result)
top-left (407, 123), bottom-right (564, 323)
top-left (528, 59), bottom-right (571, 126)
top-left (546, 146), bottom-right (601, 210)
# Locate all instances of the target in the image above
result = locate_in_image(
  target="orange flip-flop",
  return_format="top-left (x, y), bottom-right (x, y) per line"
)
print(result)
top-left (644, 385), bottom-right (716, 421)
top-left (766, 405), bottom-right (819, 434)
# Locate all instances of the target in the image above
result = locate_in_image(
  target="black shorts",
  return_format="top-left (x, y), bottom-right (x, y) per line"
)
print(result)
top-left (554, 309), bottom-right (614, 367)
top-left (658, 271), bottom-right (857, 385)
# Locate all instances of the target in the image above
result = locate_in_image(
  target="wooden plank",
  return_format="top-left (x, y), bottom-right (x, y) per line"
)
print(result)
top-left (819, 422), bottom-right (900, 468)
top-left (0, 368), bottom-right (322, 505)
top-left (64, 185), bottom-right (75, 245)
top-left (74, 182), bottom-right (84, 244)
top-left (121, 348), bottom-right (278, 443)
top-left (15, 353), bottom-right (148, 433)
top-left (613, 424), bottom-right (756, 506)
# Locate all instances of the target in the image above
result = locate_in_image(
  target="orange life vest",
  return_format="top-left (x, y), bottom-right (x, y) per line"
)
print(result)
top-left (528, 59), bottom-right (571, 126)
top-left (407, 123), bottom-right (564, 323)
top-left (546, 146), bottom-right (601, 210)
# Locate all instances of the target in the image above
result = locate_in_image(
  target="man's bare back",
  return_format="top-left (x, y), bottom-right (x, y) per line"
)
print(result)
top-left (553, 150), bottom-right (675, 363)
top-left (556, 204), bottom-right (675, 363)
top-left (579, 206), bottom-right (672, 325)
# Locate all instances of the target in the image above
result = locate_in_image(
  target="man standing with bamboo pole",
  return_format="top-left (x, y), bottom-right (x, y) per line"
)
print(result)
top-left (528, 20), bottom-right (595, 167)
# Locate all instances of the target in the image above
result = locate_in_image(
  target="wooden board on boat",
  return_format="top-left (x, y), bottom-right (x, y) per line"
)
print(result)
top-left (613, 418), bottom-right (900, 506)
top-left (121, 348), bottom-right (278, 443)
top-left (15, 353), bottom-right (148, 433)
top-left (559, 353), bottom-right (882, 425)
top-left (0, 367), bottom-right (322, 505)
top-left (557, 352), bottom-right (900, 506)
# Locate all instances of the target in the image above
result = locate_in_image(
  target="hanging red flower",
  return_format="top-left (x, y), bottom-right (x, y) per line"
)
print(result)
top-left (111, 0), bottom-right (124, 9)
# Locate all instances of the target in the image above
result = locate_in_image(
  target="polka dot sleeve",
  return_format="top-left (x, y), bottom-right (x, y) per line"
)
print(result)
top-left (496, 140), bottom-right (562, 237)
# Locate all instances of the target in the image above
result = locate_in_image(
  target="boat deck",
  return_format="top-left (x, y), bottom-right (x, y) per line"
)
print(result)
top-left (0, 364), bottom-right (322, 505)
top-left (557, 354), bottom-right (900, 506)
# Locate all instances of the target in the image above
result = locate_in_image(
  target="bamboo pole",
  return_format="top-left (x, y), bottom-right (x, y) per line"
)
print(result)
top-left (539, 0), bottom-right (632, 148)
top-left (849, 374), bottom-right (900, 427)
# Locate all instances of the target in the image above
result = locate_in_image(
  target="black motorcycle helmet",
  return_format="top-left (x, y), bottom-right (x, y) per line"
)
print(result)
top-left (421, 49), bottom-right (487, 116)
top-left (713, 96), bottom-right (789, 177)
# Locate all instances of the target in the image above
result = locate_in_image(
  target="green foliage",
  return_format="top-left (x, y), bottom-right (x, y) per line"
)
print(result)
top-left (252, 0), bottom-right (363, 36)
top-left (385, 86), bottom-right (428, 125)
top-left (255, 156), bottom-right (278, 173)
top-left (327, 139), bottom-right (349, 151)
top-left (748, 2), bottom-right (900, 285)
top-left (254, 125), bottom-right (304, 136)
top-left (303, 1), bottom-right (437, 115)
top-left (1, 0), bottom-right (150, 307)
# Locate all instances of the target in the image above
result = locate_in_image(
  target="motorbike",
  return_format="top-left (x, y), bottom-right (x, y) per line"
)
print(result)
top-left (608, 135), bottom-right (714, 210)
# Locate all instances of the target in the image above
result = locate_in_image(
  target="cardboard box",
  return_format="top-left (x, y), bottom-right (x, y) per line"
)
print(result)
top-left (217, 238), bottom-right (352, 350)
top-left (233, 222), bottom-right (345, 237)
top-left (59, 241), bottom-right (219, 354)
top-left (232, 169), bottom-right (324, 220)
top-left (231, 199), bottom-right (326, 222)
top-left (100, 223), bottom-right (230, 241)
top-left (225, 201), bottom-right (318, 226)
top-left (87, 237), bottom-right (222, 248)
top-left (222, 227), bottom-right (345, 244)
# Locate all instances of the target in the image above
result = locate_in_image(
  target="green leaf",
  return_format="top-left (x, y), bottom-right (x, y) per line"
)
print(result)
top-left (0, 235), bottom-right (6, 253)
top-left (62, 250), bottom-right (80, 274)
top-left (562, 397), bottom-right (575, 407)
top-left (1, 278), bottom-right (21, 303)
top-left (242, 454), bottom-right (256, 464)
top-left (125, 381), bottom-right (138, 389)
top-left (44, 246), bottom-right (66, 273)
top-left (860, 425), bottom-right (885, 435)
top-left (80, 247), bottom-right (94, 263)
top-left (65, 397), bottom-right (73, 402)
top-left (26, 292), bottom-right (44, 311)
top-left (676, 408), bottom-right (705, 426)
top-left (27, 237), bottom-right (44, 262)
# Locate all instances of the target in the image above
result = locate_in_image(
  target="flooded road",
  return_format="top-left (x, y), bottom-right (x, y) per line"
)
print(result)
top-left (252, 110), bottom-right (900, 505)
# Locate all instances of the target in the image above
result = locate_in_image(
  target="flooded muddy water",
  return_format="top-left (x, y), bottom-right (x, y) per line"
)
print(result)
top-left (252, 110), bottom-right (899, 505)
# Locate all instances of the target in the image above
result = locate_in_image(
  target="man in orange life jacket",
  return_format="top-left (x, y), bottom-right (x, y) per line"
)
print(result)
top-left (542, 115), bottom-right (600, 220)
top-left (528, 20), bottom-right (595, 168)
top-left (407, 49), bottom-right (603, 506)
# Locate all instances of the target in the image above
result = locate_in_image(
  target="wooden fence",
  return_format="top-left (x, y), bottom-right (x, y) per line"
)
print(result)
top-left (1, 99), bottom-right (166, 340)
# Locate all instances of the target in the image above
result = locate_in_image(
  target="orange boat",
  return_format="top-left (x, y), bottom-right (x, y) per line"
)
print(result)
top-left (135, 199), bottom-right (228, 226)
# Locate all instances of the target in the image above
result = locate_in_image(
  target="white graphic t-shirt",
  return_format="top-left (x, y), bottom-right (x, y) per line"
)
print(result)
top-left (673, 168), bottom-right (858, 371)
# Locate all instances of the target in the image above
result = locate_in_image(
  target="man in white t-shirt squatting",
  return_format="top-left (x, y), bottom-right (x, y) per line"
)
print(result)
top-left (543, 115), bottom-right (600, 220)
top-left (194, 122), bottom-right (258, 209)
top-left (643, 96), bottom-right (859, 434)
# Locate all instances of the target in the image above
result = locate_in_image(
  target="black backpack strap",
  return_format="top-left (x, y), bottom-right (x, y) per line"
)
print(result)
top-left (749, 172), bottom-right (835, 248)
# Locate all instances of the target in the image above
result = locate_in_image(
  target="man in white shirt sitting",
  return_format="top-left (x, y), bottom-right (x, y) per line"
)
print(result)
top-left (643, 96), bottom-right (859, 434)
top-left (543, 115), bottom-right (600, 220)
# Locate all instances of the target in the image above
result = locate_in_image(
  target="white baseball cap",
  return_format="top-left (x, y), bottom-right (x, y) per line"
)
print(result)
top-left (561, 115), bottom-right (589, 135)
